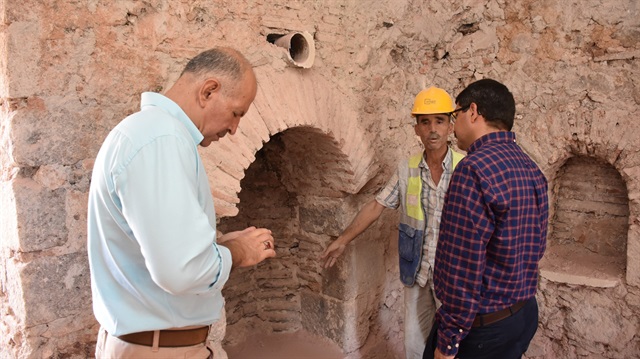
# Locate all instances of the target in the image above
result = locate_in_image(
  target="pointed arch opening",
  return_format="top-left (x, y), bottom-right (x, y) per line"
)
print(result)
top-left (217, 127), bottom-right (379, 357)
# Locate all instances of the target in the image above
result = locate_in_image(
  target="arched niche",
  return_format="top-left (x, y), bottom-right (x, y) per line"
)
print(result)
top-left (540, 155), bottom-right (629, 287)
top-left (198, 66), bottom-right (378, 217)
top-left (198, 67), bottom-right (382, 355)
top-left (216, 127), bottom-right (384, 355)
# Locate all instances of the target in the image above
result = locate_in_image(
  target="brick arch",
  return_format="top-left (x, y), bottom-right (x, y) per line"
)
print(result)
top-left (198, 66), bottom-right (378, 218)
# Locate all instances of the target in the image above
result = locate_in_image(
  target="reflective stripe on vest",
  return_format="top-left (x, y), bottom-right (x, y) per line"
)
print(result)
top-left (405, 150), bottom-right (464, 221)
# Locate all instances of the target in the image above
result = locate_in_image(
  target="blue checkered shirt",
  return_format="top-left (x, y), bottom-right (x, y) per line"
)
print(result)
top-left (434, 131), bottom-right (549, 356)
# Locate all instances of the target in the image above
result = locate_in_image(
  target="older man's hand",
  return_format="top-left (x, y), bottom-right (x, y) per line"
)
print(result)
top-left (219, 227), bottom-right (275, 268)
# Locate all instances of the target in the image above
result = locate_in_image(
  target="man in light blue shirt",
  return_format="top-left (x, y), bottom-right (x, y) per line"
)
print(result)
top-left (88, 47), bottom-right (276, 358)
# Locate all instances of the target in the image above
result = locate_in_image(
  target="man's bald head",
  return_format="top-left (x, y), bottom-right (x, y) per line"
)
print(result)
top-left (166, 47), bottom-right (257, 147)
top-left (180, 47), bottom-right (253, 90)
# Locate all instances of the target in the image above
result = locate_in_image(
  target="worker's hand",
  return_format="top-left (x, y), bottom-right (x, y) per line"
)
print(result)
top-left (219, 227), bottom-right (275, 269)
top-left (217, 227), bottom-right (256, 244)
top-left (320, 238), bottom-right (347, 269)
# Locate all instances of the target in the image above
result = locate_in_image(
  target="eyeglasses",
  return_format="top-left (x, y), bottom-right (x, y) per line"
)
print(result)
top-left (450, 105), bottom-right (470, 122)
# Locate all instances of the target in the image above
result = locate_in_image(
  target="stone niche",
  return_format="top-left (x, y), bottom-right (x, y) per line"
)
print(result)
top-left (191, 64), bottom-right (395, 357)
top-left (540, 155), bottom-right (629, 288)
top-left (216, 128), bottom-right (385, 355)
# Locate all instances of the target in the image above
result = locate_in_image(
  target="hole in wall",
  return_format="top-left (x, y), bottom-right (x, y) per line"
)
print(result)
top-left (266, 33), bottom-right (284, 44)
top-left (457, 22), bottom-right (479, 35)
top-left (267, 32), bottom-right (315, 68)
top-left (286, 33), bottom-right (310, 63)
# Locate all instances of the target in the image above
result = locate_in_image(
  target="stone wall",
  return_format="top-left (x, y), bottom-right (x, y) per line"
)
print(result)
top-left (1, 0), bottom-right (639, 358)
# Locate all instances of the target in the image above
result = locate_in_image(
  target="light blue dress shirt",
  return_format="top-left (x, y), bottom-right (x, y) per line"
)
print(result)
top-left (87, 92), bottom-right (232, 336)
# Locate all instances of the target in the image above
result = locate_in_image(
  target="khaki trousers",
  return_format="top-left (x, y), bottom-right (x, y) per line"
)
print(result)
top-left (404, 284), bottom-right (440, 359)
top-left (95, 327), bottom-right (213, 359)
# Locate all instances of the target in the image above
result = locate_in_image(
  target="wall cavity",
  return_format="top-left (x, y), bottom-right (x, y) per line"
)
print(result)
top-left (541, 156), bottom-right (628, 287)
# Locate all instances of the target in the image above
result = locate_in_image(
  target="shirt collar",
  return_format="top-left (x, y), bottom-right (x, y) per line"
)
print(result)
top-left (419, 147), bottom-right (453, 171)
top-left (468, 131), bottom-right (516, 153)
top-left (140, 92), bottom-right (204, 146)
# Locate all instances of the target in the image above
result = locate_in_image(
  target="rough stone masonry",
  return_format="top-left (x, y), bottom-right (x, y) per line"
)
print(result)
top-left (1, 0), bottom-right (639, 358)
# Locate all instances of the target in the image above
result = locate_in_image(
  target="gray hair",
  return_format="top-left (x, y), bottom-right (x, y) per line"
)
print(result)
top-left (180, 47), bottom-right (250, 81)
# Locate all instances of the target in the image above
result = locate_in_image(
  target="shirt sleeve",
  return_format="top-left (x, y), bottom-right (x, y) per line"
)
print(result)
top-left (114, 134), bottom-right (230, 295)
top-left (434, 163), bottom-right (494, 356)
top-left (375, 169), bottom-right (401, 209)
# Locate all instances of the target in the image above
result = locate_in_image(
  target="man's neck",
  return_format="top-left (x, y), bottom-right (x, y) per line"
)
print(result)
top-left (424, 146), bottom-right (448, 167)
top-left (474, 124), bottom-right (505, 142)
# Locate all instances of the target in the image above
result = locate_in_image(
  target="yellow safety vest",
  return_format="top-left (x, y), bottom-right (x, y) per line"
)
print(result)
top-left (397, 148), bottom-right (465, 286)
top-left (406, 150), bottom-right (464, 221)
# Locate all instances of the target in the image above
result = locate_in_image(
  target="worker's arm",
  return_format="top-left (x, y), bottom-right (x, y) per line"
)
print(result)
top-left (320, 199), bottom-right (385, 268)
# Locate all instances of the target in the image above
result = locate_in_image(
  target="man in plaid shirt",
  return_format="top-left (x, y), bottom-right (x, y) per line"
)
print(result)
top-left (424, 79), bottom-right (549, 359)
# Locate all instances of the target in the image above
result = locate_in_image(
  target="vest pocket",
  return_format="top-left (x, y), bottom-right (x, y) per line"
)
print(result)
top-left (398, 224), bottom-right (418, 261)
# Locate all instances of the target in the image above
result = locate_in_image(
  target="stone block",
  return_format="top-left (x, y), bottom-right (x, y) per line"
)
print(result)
top-left (11, 105), bottom-right (104, 167)
top-left (627, 224), bottom-right (640, 286)
top-left (13, 178), bottom-right (67, 252)
top-left (300, 290), bottom-right (372, 353)
top-left (322, 226), bottom-right (386, 301)
top-left (261, 297), bottom-right (300, 312)
top-left (566, 302), bottom-right (636, 350)
top-left (21, 251), bottom-right (91, 327)
top-left (258, 309), bottom-right (300, 324)
top-left (65, 190), bottom-right (89, 253)
top-left (298, 197), bottom-right (354, 236)
top-left (4, 21), bottom-right (40, 98)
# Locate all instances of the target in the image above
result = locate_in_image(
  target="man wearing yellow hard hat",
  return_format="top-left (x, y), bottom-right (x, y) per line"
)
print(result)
top-left (321, 87), bottom-right (464, 359)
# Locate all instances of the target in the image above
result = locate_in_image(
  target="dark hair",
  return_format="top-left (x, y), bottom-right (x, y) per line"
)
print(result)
top-left (455, 79), bottom-right (515, 131)
top-left (180, 47), bottom-right (247, 81)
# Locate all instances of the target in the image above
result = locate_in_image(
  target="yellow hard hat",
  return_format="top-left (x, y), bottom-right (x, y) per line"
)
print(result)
top-left (411, 86), bottom-right (455, 116)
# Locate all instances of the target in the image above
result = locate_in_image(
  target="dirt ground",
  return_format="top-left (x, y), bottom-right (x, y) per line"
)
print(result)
top-left (224, 329), bottom-right (345, 359)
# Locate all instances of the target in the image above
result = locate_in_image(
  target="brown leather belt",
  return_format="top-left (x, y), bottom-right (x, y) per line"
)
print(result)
top-left (472, 300), bottom-right (527, 328)
top-left (117, 326), bottom-right (209, 347)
